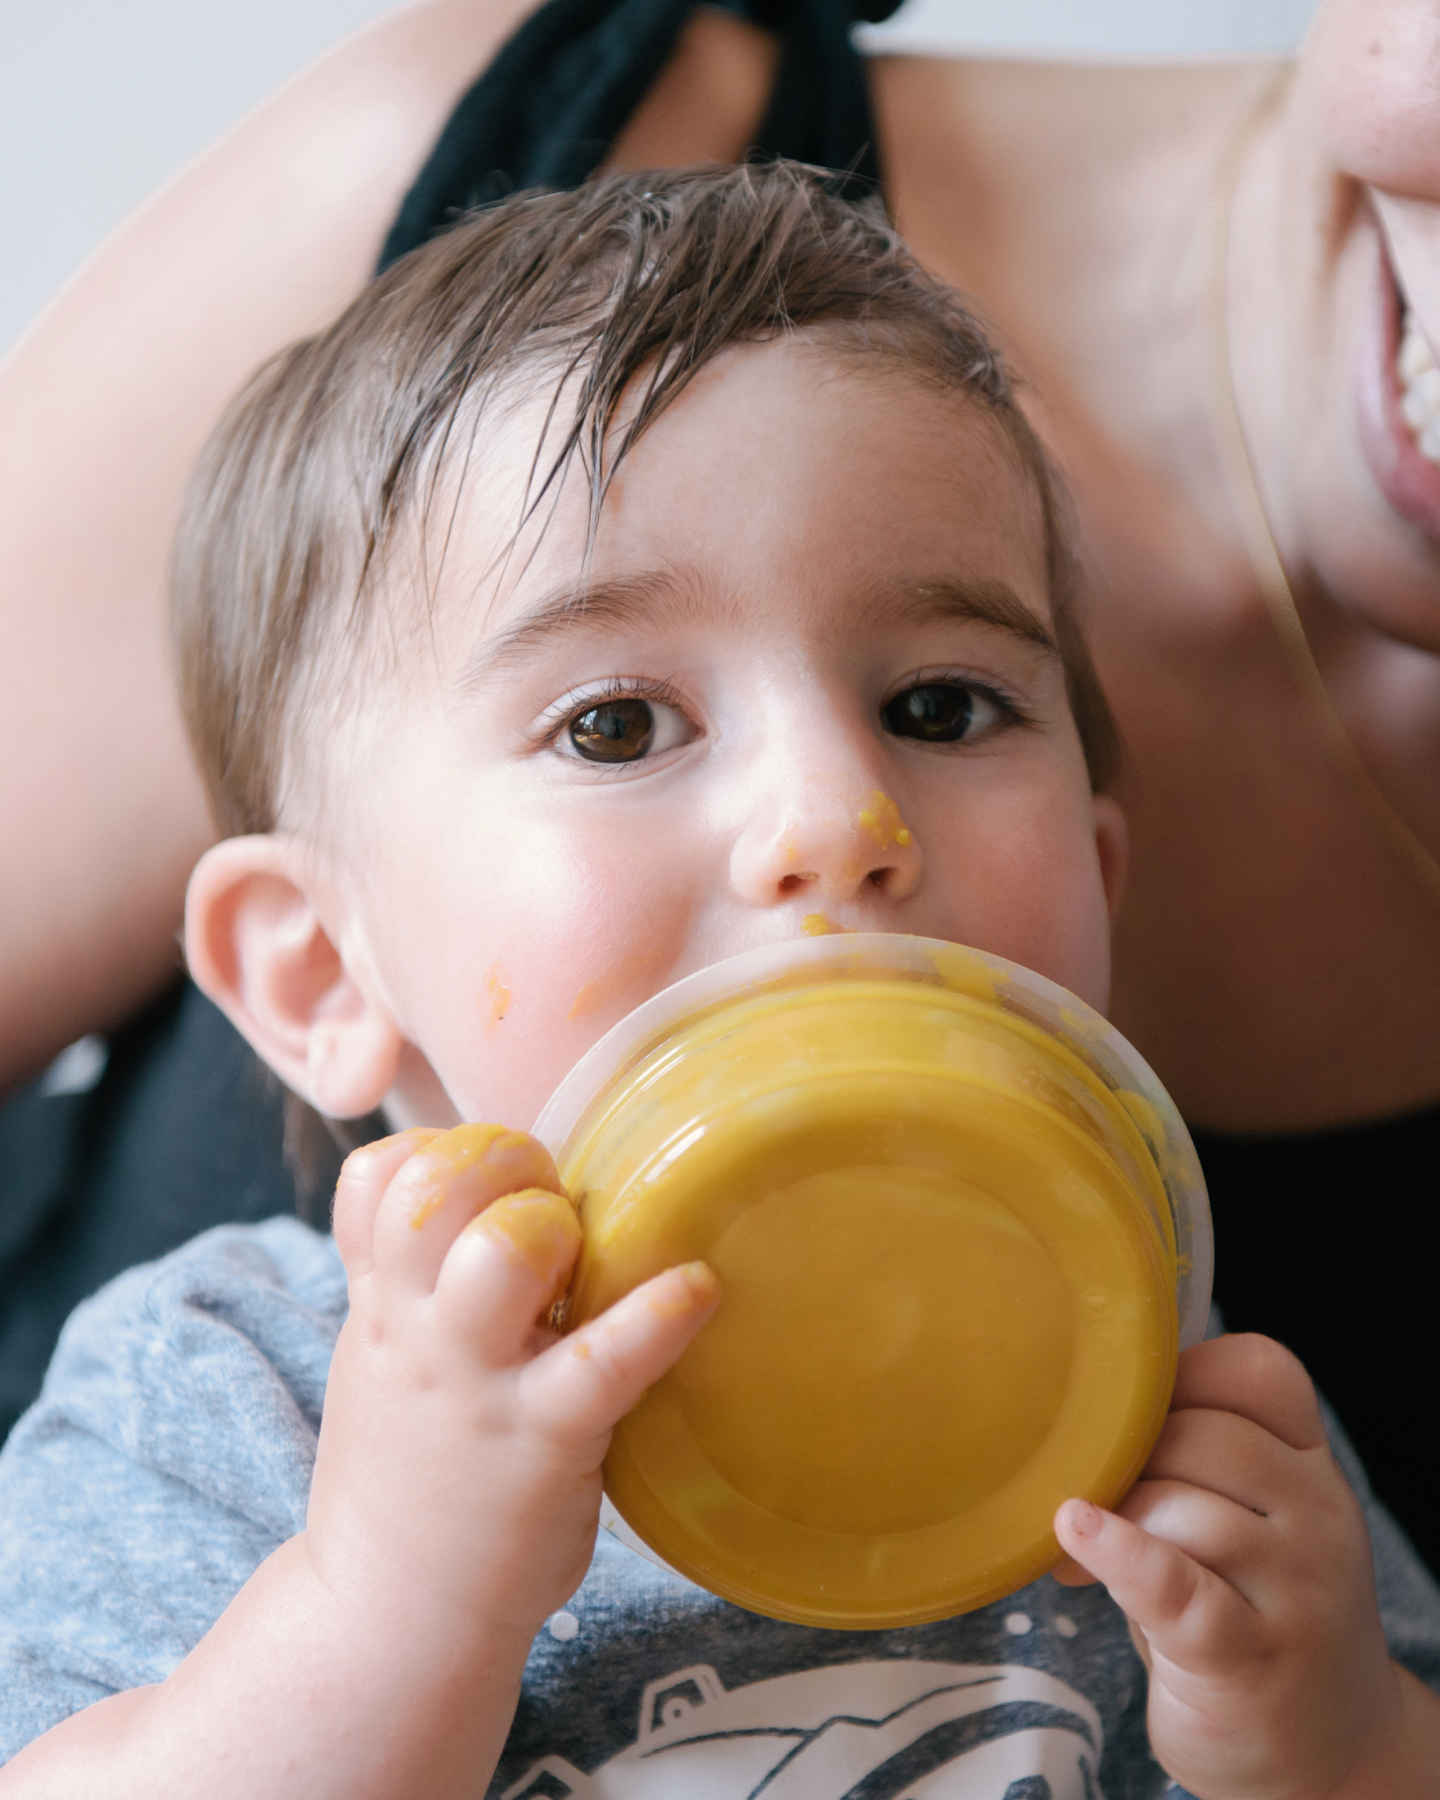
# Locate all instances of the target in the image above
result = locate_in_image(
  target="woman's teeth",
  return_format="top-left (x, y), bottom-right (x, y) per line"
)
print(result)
top-left (1398, 308), bottom-right (1440, 465)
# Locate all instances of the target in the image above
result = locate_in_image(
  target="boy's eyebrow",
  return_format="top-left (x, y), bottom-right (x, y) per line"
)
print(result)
top-left (890, 579), bottom-right (1059, 656)
top-left (459, 569), bottom-right (1058, 692)
top-left (458, 571), bottom-right (685, 692)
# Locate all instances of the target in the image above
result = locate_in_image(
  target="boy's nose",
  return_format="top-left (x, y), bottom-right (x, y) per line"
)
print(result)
top-left (729, 783), bottom-right (924, 909)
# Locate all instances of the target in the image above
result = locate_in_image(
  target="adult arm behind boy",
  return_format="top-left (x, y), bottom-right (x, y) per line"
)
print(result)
top-left (2, 1124), bottom-right (1439, 1800)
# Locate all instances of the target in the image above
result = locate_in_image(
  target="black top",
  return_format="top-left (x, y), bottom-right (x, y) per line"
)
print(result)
top-left (377, 0), bottom-right (894, 273)
top-left (3, 0), bottom-right (1437, 1585)
top-left (1192, 1112), bottom-right (1440, 1580)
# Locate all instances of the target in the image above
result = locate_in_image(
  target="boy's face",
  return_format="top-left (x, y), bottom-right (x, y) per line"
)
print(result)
top-left (291, 340), bottom-right (1123, 1130)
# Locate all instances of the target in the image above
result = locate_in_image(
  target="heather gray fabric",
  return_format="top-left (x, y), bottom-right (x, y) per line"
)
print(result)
top-left (1, 1219), bottom-right (1437, 1798)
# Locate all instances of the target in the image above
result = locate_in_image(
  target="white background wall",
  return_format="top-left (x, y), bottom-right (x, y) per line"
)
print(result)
top-left (1, 0), bottom-right (1322, 359)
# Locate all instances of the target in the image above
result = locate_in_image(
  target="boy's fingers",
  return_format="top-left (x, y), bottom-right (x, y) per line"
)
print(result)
top-left (433, 1190), bottom-right (583, 1363)
top-left (331, 1130), bottom-right (443, 1277)
top-left (1141, 1406), bottom-right (1306, 1520)
top-left (1054, 1498), bottom-right (1243, 1668)
top-left (522, 1264), bottom-right (722, 1448)
top-left (371, 1123), bottom-right (565, 1296)
top-left (1171, 1335), bottom-right (1325, 1452)
top-left (1115, 1477), bottom-right (1268, 1590)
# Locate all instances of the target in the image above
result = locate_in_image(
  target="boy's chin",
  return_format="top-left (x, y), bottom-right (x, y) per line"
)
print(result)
top-left (383, 1051), bottom-right (465, 1134)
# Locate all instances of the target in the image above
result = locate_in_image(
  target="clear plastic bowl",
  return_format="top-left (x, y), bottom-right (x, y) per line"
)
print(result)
top-left (534, 933), bottom-right (1211, 1629)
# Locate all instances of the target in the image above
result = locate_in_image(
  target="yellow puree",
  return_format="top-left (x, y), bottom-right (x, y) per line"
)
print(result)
top-left (562, 975), bottom-right (1178, 1629)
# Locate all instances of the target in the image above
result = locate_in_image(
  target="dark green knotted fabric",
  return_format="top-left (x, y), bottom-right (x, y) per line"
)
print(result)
top-left (378, 0), bottom-right (897, 270)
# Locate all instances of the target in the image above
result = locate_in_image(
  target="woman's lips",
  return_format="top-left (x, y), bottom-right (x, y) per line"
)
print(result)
top-left (1355, 234), bottom-right (1440, 544)
top-left (1398, 313), bottom-right (1440, 460)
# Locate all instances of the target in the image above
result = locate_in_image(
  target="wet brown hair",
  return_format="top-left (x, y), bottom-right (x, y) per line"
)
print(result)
top-left (172, 160), bottom-right (1116, 846)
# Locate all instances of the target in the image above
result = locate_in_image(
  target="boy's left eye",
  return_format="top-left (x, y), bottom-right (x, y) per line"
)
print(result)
top-left (881, 680), bottom-right (1009, 743)
top-left (564, 695), bottom-right (692, 763)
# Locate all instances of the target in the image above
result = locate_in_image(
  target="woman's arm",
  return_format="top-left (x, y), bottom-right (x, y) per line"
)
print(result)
top-left (0, 0), bottom-right (536, 1092)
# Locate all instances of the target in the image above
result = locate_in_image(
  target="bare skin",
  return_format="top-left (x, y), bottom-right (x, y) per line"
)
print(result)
top-left (0, 0), bottom-right (541, 1088)
top-left (876, 53), bottom-right (1440, 1129)
top-left (4, 0), bottom-right (1440, 1130)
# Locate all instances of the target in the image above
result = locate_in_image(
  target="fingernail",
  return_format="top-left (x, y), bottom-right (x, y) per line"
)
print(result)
top-left (424, 1123), bottom-right (535, 1178)
top-left (474, 1191), bottom-right (581, 1281)
top-left (344, 1127), bottom-right (438, 1174)
top-left (407, 1124), bottom-right (562, 1230)
top-left (1064, 1500), bottom-right (1104, 1539)
top-left (681, 1261), bottom-right (720, 1299)
top-left (645, 1262), bottom-right (721, 1319)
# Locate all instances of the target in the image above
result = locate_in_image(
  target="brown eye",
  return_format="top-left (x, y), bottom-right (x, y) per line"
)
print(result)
top-left (569, 698), bottom-right (655, 762)
top-left (882, 683), bottom-right (977, 742)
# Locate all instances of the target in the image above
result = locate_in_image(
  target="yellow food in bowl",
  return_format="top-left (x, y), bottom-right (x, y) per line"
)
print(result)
top-left (560, 965), bottom-right (1185, 1628)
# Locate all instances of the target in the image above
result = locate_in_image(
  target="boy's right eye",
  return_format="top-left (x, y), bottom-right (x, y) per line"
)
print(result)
top-left (569, 697), bottom-right (657, 762)
top-left (544, 679), bottom-right (696, 767)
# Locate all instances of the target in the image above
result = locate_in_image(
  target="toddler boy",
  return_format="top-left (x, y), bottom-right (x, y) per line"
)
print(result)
top-left (1, 164), bottom-right (1439, 1799)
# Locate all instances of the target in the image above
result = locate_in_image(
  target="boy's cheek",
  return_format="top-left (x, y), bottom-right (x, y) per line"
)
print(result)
top-left (925, 808), bottom-right (1115, 1012)
top-left (400, 866), bottom-right (703, 1130)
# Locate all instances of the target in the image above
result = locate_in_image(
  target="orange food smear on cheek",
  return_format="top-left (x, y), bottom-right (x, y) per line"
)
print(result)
top-left (568, 945), bottom-right (666, 1023)
top-left (568, 982), bottom-right (605, 1022)
top-left (485, 964), bottom-right (511, 1034)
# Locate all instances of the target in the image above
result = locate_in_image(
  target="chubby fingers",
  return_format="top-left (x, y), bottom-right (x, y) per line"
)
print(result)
top-left (1171, 1334), bottom-right (1325, 1452)
top-left (433, 1188), bottom-right (583, 1363)
top-left (371, 1123), bottom-right (566, 1296)
top-left (1051, 1337), bottom-right (1336, 1606)
top-left (1054, 1498), bottom-right (1245, 1672)
top-left (522, 1264), bottom-right (722, 1451)
top-left (332, 1129), bottom-right (444, 1277)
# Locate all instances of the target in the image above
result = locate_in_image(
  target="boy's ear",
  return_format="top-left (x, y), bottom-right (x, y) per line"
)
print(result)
top-left (1091, 794), bottom-right (1128, 929)
top-left (184, 836), bottom-right (402, 1121)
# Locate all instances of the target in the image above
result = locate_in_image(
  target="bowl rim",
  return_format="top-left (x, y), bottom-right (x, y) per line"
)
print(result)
top-left (533, 931), bottom-right (1213, 1352)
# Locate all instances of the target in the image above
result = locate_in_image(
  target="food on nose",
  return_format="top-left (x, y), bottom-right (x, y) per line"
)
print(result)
top-left (857, 789), bottom-right (913, 851)
top-left (801, 912), bottom-right (835, 936)
top-left (1399, 309), bottom-right (1440, 466)
top-left (547, 939), bottom-right (1203, 1629)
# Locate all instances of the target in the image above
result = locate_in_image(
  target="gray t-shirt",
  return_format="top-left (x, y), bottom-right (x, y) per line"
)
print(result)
top-left (2, 1219), bottom-right (1437, 1798)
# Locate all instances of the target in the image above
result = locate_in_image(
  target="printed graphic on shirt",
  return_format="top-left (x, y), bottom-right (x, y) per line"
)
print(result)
top-left (502, 1657), bottom-right (1103, 1799)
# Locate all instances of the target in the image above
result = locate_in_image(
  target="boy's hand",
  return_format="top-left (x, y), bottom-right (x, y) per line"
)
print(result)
top-left (1053, 1334), bottom-right (1435, 1800)
top-left (0, 1125), bottom-right (720, 1799)
top-left (307, 1125), bottom-right (719, 1647)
